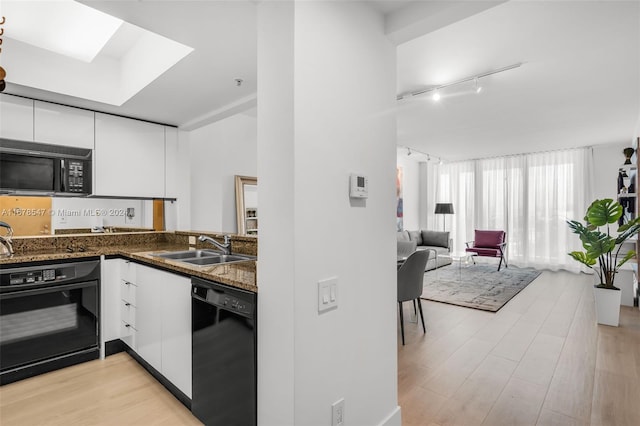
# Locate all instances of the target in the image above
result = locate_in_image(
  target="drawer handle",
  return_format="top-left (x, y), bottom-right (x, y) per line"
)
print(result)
top-left (125, 303), bottom-right (131, 307)
top-left (124, 281), bottom-right (131, 286)
top-left (125, 324), bottom-right (130, 328)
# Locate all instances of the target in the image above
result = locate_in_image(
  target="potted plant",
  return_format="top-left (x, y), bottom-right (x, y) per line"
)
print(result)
top-left (567, 198), bottom-right (640, 326)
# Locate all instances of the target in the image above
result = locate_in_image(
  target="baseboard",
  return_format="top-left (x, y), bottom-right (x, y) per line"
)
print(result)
top-left (104, 339), bottom-right (125, 357)
top-left (377, 406), bottom-right (402, 426)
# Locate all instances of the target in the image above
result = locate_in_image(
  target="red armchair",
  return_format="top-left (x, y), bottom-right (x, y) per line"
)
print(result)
top-left (465, 230), bottom-right (508, 271)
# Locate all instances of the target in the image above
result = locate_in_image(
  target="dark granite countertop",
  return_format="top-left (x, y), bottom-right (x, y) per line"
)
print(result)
top-left (0, 241), bottom-right (257, 293)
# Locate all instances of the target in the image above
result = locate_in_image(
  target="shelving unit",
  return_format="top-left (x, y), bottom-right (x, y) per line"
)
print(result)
top-left (616, 142), bottom-right (639, 307)
top-left (636, 138), bottom-right (639, 308)
top-left (245, 208), bottom-right (258, 235)
top-left (617, 163), bottom-right (637, 224)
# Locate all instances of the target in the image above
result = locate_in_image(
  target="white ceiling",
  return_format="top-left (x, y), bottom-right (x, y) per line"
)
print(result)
top-left (397, 1), bottom-right (640, 162)
top-left (4, 0), bottom-right (258, 127)
top-left (3, 1), bottom-right (638, 162)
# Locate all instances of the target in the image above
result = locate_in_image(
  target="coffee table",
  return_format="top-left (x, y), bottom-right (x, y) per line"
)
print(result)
top-left (440, 251), bottom-right (477, 281)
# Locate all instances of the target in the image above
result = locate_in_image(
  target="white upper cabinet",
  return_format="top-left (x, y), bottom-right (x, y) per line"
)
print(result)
top-left (95, 113), bottom-right (165, 198)
top-left (164, 127), bottom-right (179, 199)
top-left (0, 95), bottom-right (34, 141)
top-left (34, 101), bottom-right (94, 149)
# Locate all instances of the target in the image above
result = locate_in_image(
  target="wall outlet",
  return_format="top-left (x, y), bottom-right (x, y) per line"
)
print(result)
top-left (332, 398), bottom-right (345, 426)
top-left (188, 236), bottom-right (196, 245)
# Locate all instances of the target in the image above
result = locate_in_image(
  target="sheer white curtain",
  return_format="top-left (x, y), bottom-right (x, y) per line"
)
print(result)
top-left (434, 148), bottom-right (593, 271)
top-left (435, 161), bottom-right (475, 252)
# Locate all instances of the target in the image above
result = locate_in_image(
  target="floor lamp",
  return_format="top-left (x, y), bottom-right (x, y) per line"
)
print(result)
top-left (435, 203), bottom-right (454, 232)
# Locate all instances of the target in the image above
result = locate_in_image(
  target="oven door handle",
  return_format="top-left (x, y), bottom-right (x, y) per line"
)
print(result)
top-left (0, 281), bottom-right (97, 300)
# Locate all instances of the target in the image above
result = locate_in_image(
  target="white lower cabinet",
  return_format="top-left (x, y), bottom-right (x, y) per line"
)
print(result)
top-left (158, 268), bottom-right (192, 397)
top-left (101, 259), bottom-right (192, 398)
top-left (135, 265), bottom-right (163, 371)
top-left (100, 258), bottom-right (123, 347)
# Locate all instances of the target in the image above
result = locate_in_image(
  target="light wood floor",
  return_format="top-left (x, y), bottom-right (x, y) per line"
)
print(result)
top-left (0, 352), bottom-right (202, 425)
top-left (399, 270), bottom-right (640, 426)
top-left (1, 271), bottom-right (638, 425)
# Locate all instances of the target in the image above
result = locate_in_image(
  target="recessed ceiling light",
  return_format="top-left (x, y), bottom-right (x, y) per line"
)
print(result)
top-left (475, 77), bottom-right (482, 93)
top-left (4, 0), bottom-right (123, 63)
top-left (432, 90), bottom-right (441, 101)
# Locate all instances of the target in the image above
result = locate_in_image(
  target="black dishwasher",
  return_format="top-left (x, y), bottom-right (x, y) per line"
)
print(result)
top-left (191, 277), bottom-right (256, 426)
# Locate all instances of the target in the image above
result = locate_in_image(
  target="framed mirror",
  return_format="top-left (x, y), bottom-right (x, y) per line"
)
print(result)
top-left (235, 175), bottom-right (258, 235)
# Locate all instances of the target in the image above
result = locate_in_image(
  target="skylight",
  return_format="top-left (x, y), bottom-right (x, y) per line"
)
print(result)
top-left (2, 1), bottom-right (194, 106)
top-left (3, 0), bottom-right (123, 63)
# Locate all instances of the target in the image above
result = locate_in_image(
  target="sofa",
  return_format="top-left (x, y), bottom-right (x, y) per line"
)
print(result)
top-left (397, 230), bottom-right (453, 271)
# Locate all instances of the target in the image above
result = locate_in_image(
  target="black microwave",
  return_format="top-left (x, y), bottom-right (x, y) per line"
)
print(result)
top-left (0, 139), bottom-right (92, 195)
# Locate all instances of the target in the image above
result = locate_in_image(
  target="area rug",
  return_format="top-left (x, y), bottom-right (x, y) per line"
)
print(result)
top-left (420, 264), bottom-right (542, 312)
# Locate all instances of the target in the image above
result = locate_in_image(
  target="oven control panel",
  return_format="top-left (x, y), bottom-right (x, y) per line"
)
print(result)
top-left (2, 265), bottom-right (76, 287)
top-left (0, 260), bottom-right (99, 293)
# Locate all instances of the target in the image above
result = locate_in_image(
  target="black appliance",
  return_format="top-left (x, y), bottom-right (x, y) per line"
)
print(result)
top-left (0, 259), bottom-right (100, 385)
top-left (0, 139), bottom-right (92, 195)
top-left (192, 277), bottom-right (257, 426)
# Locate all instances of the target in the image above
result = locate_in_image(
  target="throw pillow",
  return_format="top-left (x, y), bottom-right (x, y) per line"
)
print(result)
top-left (421, 230), bottom-right (450, 248)
top-left (408, 231), bottom-right (423, 246)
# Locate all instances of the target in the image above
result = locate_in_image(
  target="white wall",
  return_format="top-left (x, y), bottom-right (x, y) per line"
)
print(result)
top-left (188, 113), bottom-right (257, 232)
top-left (592, 142), bottom-right (629, 201)
top-left (258, 2), bottom-right (399, 426)
top-left (396, 150), bottom-right (420, 230)
top-left (51, 198), bottom-right (151, 230)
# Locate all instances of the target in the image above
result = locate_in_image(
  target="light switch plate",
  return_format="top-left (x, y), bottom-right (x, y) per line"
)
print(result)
top-left (318, 277), bottom-right (338, 313)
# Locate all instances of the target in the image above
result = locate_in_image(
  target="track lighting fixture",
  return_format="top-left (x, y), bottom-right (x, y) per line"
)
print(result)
top-left (398, 145), bottom-right (444, 165)
top-left (396, 62), bottom-right (522, 101)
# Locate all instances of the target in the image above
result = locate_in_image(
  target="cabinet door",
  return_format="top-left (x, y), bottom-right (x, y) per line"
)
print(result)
top-left (0, 95), bottom-right (34, 141)
top-left (160, 272), bottom-right (192, 398)
top-left (135, 264), bottom-right (163, 371)
top-left (34, 101), bottom-right (94, 149)
top-left (100, 258), bottom-right (122, 346)
top-left (94, 113), bottom-right (165, 197)
top-left (164, 126), bottom-right (178, 199)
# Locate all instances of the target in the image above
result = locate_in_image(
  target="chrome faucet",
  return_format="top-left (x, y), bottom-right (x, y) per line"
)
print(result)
top-left (0, 221), bottom-right (14, 258)
top-left (198, 235), bottom-right (231, 255)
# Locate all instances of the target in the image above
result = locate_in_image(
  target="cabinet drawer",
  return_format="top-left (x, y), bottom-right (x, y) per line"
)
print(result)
top-left (121, 260), bottom-right (137, 283)
top-left (120, 321), bottom-right (137, 350)
top-left (120, 280), bottom-right (137, 306)
top-left (120, 300), bottom-right (137, 328)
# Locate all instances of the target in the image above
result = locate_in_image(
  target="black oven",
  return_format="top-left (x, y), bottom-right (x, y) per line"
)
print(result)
top-left (0, 139), bottom-right (92, 195)
top-left (0, 259), bottom-right (100, 385)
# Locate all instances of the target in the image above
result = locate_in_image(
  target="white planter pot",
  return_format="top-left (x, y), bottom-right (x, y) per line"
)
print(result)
top-left (593, 286), bottom-right (621, 327)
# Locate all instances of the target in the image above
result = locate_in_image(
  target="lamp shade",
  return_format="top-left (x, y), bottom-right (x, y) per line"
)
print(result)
top-left (434, 203), bottom-right (454, 214)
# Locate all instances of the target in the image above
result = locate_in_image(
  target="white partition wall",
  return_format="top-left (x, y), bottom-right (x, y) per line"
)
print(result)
top-left (257, 2), bottom-right (399, 426)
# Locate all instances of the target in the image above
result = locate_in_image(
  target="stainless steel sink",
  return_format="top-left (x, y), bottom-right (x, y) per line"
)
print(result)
top-left (182, 254), bottom-right (254, 266)
top-left (151, 249), bottom-right (255, 266)
top-left (154, 249), bottom-right (221, 260)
